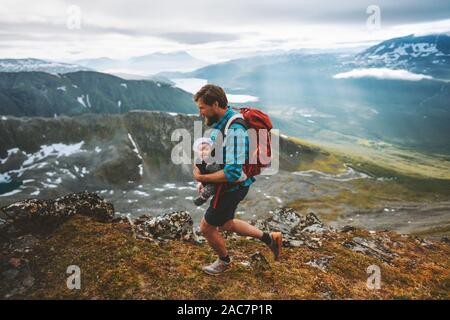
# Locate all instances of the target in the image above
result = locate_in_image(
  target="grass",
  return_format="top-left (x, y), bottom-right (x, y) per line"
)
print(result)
top-left (288, 135), bottom-right (450, 183)
top-left (9, 215), bottom-right (449, 300)
top-left (285, 135), bottom-right (450, 225)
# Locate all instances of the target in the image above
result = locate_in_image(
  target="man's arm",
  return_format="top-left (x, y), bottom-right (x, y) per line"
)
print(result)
top-left (222, 124), bottom-right (247, 182)
top-left (193, 166), bottom-right (228, 183)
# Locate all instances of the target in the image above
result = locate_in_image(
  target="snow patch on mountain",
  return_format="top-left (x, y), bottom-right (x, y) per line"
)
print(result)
top-left (77, 94), bottom-right (92, 108)
top-left (86, 94), bottom-right (92, 108)
top-left (22, 142), bottom-right (86, 166)
top-left (0, 58), bottom-right (90, 73)
top-left (127, 133), bottom-right (144, 176)
top-left (77, 95), bottom-right (87, 108)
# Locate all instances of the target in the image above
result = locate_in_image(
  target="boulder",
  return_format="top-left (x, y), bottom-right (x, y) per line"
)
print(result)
top-left (252, 207), bottom-right (330, 248)
top-left (342, 236), bottom-right (398, 263)
top-left (0, 191), bottom-right (114, 235)
top-left (134, 211), bottom-right (195, 241)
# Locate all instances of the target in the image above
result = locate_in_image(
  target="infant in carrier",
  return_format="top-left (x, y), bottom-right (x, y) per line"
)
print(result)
top-left (192, 137), bottom-right (222, 206)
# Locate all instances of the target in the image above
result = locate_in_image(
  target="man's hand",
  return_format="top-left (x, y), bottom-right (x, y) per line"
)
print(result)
top-left (197, 182), bottom-right (203, 194)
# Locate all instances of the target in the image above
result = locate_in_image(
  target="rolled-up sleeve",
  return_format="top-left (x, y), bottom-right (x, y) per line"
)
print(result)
top-left (223, 124), bottom-right (247, 183)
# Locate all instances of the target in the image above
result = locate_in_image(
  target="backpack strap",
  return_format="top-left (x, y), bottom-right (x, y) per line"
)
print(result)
top-left (220, 113), bottom-right (248, 140)
top-left (223, 113), bottom-right (246, 136)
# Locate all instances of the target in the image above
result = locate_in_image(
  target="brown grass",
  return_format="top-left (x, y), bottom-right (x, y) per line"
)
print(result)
top-left (13, 215), bottom-right (449, 300)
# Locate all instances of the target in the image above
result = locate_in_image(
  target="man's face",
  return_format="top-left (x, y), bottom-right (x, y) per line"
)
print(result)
top-left (197, 99), bottom-right (218, 126)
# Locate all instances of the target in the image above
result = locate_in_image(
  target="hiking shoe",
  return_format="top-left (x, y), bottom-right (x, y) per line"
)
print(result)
top-left (202, 258), bottom-right (232, 275)
top-left (267, 232), bottom-right (282, 260)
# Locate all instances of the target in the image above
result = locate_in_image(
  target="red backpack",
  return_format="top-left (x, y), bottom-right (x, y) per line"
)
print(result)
top-left (220, 106), bottom-right (273, 178)
top-left (211, 107), bottom-right (273, 208)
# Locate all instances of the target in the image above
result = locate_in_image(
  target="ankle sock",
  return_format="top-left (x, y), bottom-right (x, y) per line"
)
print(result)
top-left (220, 255), bottom-right (231, 263)
top-left (260, 232), bottom-right (272, 246)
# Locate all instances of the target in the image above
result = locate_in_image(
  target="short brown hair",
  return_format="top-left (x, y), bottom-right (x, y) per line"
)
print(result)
top-left (193, 84), bottom-right (228, 108)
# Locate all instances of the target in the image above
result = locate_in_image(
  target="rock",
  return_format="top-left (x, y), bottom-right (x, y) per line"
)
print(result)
top-left (288, 240), bottom-right (304, 247)
top-left (239, 261), bottom-right (251, 268)
top-left (8, 257), bottom-right (22, 268)
top-left (343, 236), bottom-right (397, 262)
top-left (134, 211), bottom-right (195, 241)
top-left (22, 276), bottom-right (34, 288)
top-left (7, 234), bottom-right (39, 253)
top-left (250, 251), bottom-right (270, 271)
top-left (305, 210), bottom-right (322, 226)
top-left (253, 207), bottom-right (330, 248)
top-left (93, 139), bottom-right (142, 184)
top-left (254, 207), bottom-right (303, 234)
top-left (320, 291), bottom-right (333, 300)
top-left (2, 269), bottom-right (19, 281)
top-left (417, 238), bottom-right (436, 249)
top-left (302, 224), bottom-right (327, 234)
top-left (341, 225), bottom-right (356, 233)
top-left (305, 255), bottom-right (335, 272)
top-left (0, 192), bottom-right (114, 235)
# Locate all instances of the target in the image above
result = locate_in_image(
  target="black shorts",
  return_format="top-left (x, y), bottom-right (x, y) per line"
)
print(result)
top-left (204, 185), bottom-right (250, 227)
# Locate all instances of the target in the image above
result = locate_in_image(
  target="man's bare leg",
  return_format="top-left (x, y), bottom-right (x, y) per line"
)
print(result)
top-left (200, 218), bottom-right (228, 257)
top-left (221, 219), bottom-right (263, 238)
top-left (222, 219), bottom-right (282, 260)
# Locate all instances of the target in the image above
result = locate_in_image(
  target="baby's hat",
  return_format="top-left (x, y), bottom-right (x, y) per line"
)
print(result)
top-left (193, 137), bottom-right (213, 152)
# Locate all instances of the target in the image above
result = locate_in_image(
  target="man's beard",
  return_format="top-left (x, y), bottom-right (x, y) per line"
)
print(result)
top-left (204, 115), bottom-right (218, 127)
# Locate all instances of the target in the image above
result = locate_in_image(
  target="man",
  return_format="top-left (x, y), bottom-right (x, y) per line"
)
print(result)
top-left (192, 84), bottom-right (282, 275)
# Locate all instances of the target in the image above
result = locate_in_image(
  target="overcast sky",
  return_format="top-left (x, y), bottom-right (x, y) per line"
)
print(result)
top-left (1, 0), bottom-right (450, 62)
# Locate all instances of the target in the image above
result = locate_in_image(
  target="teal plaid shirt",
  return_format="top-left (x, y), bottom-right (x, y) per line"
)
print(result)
top-left (210, 106), bottom-right (255, 192)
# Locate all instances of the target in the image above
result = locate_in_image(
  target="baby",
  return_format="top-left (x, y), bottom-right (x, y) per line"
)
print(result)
top-left (192, 137), bottom-right (222, 206)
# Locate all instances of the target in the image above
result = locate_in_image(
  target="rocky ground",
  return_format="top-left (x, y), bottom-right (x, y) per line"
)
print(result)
top-left (1, 192), bottom-right (449, 299)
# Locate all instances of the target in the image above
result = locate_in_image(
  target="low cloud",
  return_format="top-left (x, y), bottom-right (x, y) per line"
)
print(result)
top-left (333, 68), bottom-right (434, 81)
top-left (158, 32), bottom-right (240, 44)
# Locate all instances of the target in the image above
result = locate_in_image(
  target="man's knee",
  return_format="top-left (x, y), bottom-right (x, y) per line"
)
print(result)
top-left (221, 219), bottom-right (235, 232)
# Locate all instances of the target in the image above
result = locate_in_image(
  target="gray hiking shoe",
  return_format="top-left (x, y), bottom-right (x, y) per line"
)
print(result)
top-left (202, 258), bottom-right (232, 275)
top-left (267, 232), bottom-right (282, 260)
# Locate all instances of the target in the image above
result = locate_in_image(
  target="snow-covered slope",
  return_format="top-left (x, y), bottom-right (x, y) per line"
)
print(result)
top-left (354, 34), bottom-right (450, 78)
top-left (0, 58), bottom-right (91, 74)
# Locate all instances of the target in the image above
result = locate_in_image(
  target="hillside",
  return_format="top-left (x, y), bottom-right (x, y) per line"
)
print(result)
top-left (0, 192), bottom-right (448, 299)
top-left (0, 71), bottom-right (197, 117)
top-left (1, 111), bottom-right (449, 237)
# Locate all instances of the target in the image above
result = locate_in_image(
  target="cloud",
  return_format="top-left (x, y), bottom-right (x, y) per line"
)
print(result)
top-left (158, 32), bottom-right (241, 44)
top-left (333, 68), bottom-right (434, 81)
top-left (1, 0), bottom-right (450, 61)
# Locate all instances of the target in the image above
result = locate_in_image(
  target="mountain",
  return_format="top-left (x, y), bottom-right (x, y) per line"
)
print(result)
top-left (0, 111), bottom-right (304, 219)
top-left (75, 51), bottom-right (210, 76)
top-left (166, 34), bottom-right (450, 154)
top-left (354, 34), bottom-right (450, 79)
top-left (0, 58), bottom-right (91, 74)
top-left (0, 71), bottom-right (197, 117)
top-left (1, 111), bottom-right (449, 236)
